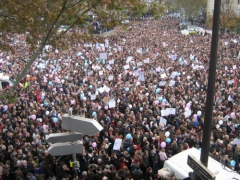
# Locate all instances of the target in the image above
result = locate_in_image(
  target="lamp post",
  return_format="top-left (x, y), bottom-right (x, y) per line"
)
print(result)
top-left (192, 0), bottom-right (221, 179)
top-left (200, 0), bottom-right (221, 168)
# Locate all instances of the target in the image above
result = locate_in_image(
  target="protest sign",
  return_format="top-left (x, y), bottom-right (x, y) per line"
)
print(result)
top-left (169, 80), bottom-right (176, 87)
top-left (99, 53), bottom-right (107, 60)
top-left (138, 72), bottom-right (145, 81)
top-left (134, 70), bottom-right (139, 77)
top-left (108, 75), bottom-right (114, 81)
top-left (137, 48), bottom-right (142, 53)
top-left (161, 73), bottom-right (167, 78)
top-left (109, 100), bottom-right (116, 108)
top-left (170, 72), bottom-right (178, 79)
top-left (109, 59), bottom-right (114, 65)
top-left (227, 79), bottom-right (234, 85)
top-left (184, 110), bottom-right (192, 118)
top-left (124, 65), bottom-right (130, 69)
top-left (126, 56), bottom-right (133, 63)
top-left (99, 71), bottom-right (103, 76)
top-left (106, 64), bottom-right (112, 70)
top-left (88, 71), bottom-right (93, 76)
top-left (156, 66), bottom-right (161, 72)
top-left (161, 110), bottom-right (169, 117)
top-left (91, 94), bottom-right (96, 100)
top-left (137, 62), bottom-right (143, 66)
top-left (104, 85), bottom-right (110, 93)
top-left (144, 58), bottom-right (150, 63)
top-left (160, 117), bottom-right (167, 125)
top-left (159, 81), bottom-right (166, 86)
top-left (231, 138), bottom-right (240, 145)
top-left (98, 87), bottom-right (104, 93)
top-left (166, 108), bottom-right (176, 115)
top-left (113, 138), bottom-right (122, 150)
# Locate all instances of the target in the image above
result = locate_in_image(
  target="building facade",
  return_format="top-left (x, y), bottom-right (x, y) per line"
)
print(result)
top-left (207, 0), bottom-right (240, 16)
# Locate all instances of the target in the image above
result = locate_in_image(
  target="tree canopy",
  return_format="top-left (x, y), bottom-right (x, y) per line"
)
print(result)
top-left (0, 0), bottom-right (164, 96)
top-left (172, 0), bottom-right (207, 20)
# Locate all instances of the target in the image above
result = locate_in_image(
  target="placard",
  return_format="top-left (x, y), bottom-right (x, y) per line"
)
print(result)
top-left (99, 53), bottom-right (107, 60)
top-left (161, 73), bottom-right (167, 78)
top-left (108, 75), bottom-right (114, 81)
top-left (160, 117), bottom-right (167, 125)
top-left (227, 79), bottom-right (234, 85)
top-left (137, 62), bottom-right (143, 66)
top-left (109, 100), bottom-right (116, 108)
top-left (156, 66), bottom-right (161, 72)
top-left (138, 72), bottom-right (145, 81)
top-left (113, 138), bottom-right (122, 150)
top-left (137, 48), bottom-right (142, 53)
top-left (91, 94), bottom-right (96, 100)
top-left (109, 59), bottom-right (114, 65)
top-left (169, 80), bottom-right (176, 87)
top-left (144, 58), bottom-right (150, 63)
top-left (104, 85), bottom-right (110, 93)
top-left (88, 71), bottom-right (93, 76)
top-left (126, 56), bottom-right (133, 63)
top-left (106, 64), bottom-right (112, 70)
top-left (166, 108), bottom-right (176, 115)
top-left (231, 138), bottom-right (240, 145)
top-left (98, 87), bottom-right (104, 93)
top-left (124, 65), bottom-right (130, 69)
top-left (134, 70), bottom-right (139, 77)
top-left (184, 109), bottom-right (192, 118)
top-left (161, 110), bottom-right (169, 116)
top-left (99, 71), bottom-right (103, 76)
top-left (159, 81), bottom-right (166, 86)
top-left (170, 72), bottom-right (178, 79)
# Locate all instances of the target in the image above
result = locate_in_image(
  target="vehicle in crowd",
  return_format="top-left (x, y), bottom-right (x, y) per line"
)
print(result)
top-left (163, 148), bottom-right (240, 180)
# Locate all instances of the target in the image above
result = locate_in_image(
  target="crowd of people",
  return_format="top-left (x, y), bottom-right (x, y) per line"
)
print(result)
top-left (0, 16), bottom-right (240, 180)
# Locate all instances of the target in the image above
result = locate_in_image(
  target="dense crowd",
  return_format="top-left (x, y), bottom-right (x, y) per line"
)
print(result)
top-left (0, 16), bottom-right (240, 180)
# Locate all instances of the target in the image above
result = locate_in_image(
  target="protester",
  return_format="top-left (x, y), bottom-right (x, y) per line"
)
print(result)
top-left (0, 15), bottom-right (239, 180)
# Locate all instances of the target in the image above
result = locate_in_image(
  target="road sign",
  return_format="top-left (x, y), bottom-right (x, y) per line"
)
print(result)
top-left (46, 133), bottom-right (82, 143)
top-left (187, 155), bottom-right (216, 180)
top-left (48, 141), bottom-right (83, 156)
top-left (62, 115), bottom-right (103, 136)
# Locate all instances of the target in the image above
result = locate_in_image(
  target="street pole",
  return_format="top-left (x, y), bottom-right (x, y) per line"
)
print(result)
top-left (192, 1), bottom-right (221, 179)
top-left (200, 0), bottom-right (221, 168)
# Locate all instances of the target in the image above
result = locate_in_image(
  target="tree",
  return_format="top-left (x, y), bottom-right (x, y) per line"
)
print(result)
top-left (219, 0), bottom-right (237, 30)
top-left (0, 0), bottom-right (160, 97)
top-left (207, 0), bottom-right (238, 31)
top-left (172, 0), bottom-right (207, 21)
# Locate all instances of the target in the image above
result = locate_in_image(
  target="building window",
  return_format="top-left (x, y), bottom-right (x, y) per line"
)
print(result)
top-left (226, 0), bottom-right (229, 4)
top-left (238, 9), bottom-right (240, 16)
top-left (238, 0), bottom-right (240, 4)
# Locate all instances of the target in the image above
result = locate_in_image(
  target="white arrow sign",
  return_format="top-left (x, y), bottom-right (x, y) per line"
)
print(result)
top-left (62, 115), bottom-right (103, 136)
top-left (48, 141), bottom-right (83, 156)
top-left (46, 133), bottom-right (82, 143)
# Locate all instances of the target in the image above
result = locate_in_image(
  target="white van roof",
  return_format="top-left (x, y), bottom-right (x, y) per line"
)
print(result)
top-left (164, 148), bottom-right (240, 180)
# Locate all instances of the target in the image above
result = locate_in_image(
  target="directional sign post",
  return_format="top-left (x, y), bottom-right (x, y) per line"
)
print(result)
top-left (62, 114), bottom-right (103, 136)
top-left (48, 141), bottom-right (83, 156)
top-left (46, 133), bottom-right (82, 143)
top-left (47, 114), bottom-right (103, 156)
